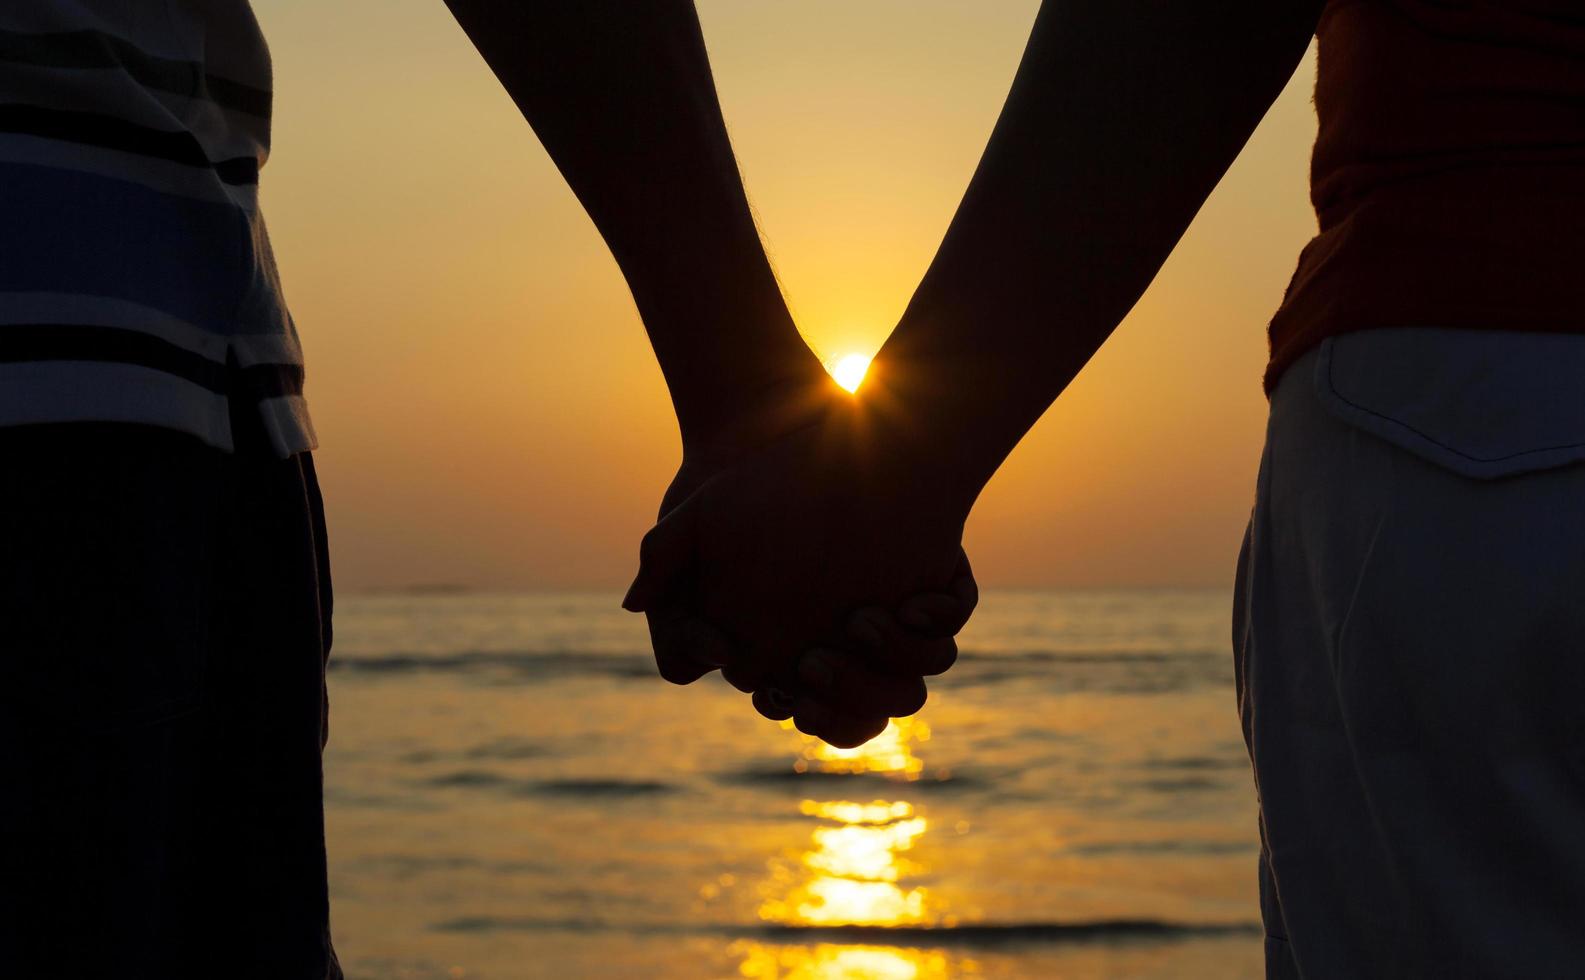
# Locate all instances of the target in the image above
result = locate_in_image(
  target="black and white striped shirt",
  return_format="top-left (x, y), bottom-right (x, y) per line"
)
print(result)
top-left (0, 1), bottom-right (313, 456)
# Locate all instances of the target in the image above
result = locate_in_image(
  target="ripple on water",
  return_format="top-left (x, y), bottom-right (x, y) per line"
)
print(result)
top-left (424, 916), bottom-right (1262, 945)
top-left (420, 771), bottom-right (682, 798)
top-left (328, 650), bottom-right (656, 682)
top-left (717, 765), bottom-right (981, 794)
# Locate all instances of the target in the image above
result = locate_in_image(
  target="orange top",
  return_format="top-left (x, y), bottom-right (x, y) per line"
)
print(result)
top-left (1265, 0), bottom-right (1585, 392)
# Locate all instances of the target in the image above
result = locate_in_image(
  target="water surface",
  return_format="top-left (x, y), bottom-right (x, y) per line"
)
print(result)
top-left (325, 590), bottom-right (1262, 979)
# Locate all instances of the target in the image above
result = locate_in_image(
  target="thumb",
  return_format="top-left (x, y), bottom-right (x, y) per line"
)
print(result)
top-left (622, 500), bottom-right (698, 612)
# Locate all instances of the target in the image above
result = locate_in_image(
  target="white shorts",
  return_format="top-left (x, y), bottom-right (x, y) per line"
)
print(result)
top-left (1235, 328), bottom-right (1585, 979)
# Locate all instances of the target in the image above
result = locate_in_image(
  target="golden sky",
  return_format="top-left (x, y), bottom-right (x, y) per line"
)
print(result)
top-left (256, 0), bottom-right (1319, 592)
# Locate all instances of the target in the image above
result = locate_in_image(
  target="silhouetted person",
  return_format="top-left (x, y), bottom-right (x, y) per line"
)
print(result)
top-left (455, 2), bottom-right (1585, 978)
top-left (0, 4), bottom-right (339, 978)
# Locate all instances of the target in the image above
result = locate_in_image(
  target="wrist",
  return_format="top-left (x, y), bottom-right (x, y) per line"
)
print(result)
top-left (659, 358), bottom-right (840, 524)
top-left (679, 371), bottom-right (836, 464)
top-left (674, 343), bottom-right (835, 465)
top-left (624, 247), bottom-right (834, 461)
top-left (854, 347), bottom-right (995, 521)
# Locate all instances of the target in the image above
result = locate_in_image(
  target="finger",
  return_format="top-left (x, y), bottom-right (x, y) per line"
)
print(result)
top-left (752, 685), bottom-right (796, 722)
top-left (846, 607), bottom-right (958, 678)
top-left (793, 696), bottom-right (889, 750)
top-left (621, 503), bottom-right (697, 613)
top-left (648, 610), bottom-right (733, 686)
top-left (896, 549), bottom-right (980, 638)
top-left (798, 648), bottom-right (929, 719)
top-left (950, 548), bottom-right (980, 620)
top-left (896, 594), bottom-right (960, 634)
top-left (720, 659), bottom-right (766, 694)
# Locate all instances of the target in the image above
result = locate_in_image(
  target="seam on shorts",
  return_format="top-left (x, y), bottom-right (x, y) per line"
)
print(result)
top-left (1325, 446), bottom-right (1416, 930)
top-left (1323, 340), bottom-right (1585, 463)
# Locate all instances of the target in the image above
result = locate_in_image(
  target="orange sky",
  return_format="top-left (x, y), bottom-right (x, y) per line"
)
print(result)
top-left (255, 1), bottom-right (1320, 592)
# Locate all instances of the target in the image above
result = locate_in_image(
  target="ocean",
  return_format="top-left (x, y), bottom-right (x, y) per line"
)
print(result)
top-left (323, 590), bottom-right (1264, 979)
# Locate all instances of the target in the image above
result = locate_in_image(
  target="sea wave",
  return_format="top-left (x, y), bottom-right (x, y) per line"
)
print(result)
top-left (328, 650), bottom-right (657, 680)
top-left (420, 771), bottom-right (682, 798)
top-left (745, 920), bottom-right (1263, 945)
top-left (717, 764), bottom-right (982, 792)
top-left (327, 647), bottom-right (1226, 682)
top-left (1065, 840), bottom-right (1255, 857)
top-left (428, 916), bottom-right (1262, 945)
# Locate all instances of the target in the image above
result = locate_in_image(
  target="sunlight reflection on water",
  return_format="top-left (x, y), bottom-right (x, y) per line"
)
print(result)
top-left (742, 718), bottom-right (968, 977)
top-left (794, 717), bottom-right (932, 778)
top-left (732, 943), bottom-right (965, 980)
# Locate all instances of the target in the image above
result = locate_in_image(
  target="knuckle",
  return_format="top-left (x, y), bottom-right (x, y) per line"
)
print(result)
top-left (756, 684), bottom-right (799, 720)
top-left (721, 663), bottom-right (761, 694)
top-left (926, 595), bottom-right (960, 630)
top-left (637, 530), bottom-right (659, 564)
top-left (654, 655), bottom-right (702, 685)
top-left (826, 717), bottom-right (887, 750)
top-left (923, 638), bottom-right (958, 676)
top-left (893, 679), bottom-right (929, 717)
top-left (751, 690), bottom-right (788, 721)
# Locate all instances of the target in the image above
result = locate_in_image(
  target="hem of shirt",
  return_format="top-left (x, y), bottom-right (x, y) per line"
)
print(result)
top-left (1264, 315), bottom-right (1585, 396)
top-left (0, 360), bottom-right (316, 457)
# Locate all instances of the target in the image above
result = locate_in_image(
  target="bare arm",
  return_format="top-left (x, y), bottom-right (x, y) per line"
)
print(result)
top-left (444, 1), bottom-right (974, 736)
top-left (442, 0), bottom-right (831, 457)
top-left (869, 0), bottom-right (1323, 510)
top-left (618, 0), bottom-right (1322, 744)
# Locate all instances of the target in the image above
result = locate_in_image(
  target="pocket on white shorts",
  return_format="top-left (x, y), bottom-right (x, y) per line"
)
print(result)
top-left (1313, 328), bottom-right (1585, 480)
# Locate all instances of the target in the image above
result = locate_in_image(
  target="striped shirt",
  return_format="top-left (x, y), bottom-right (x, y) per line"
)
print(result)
top-left (0, 1), bottom-right (313, 457)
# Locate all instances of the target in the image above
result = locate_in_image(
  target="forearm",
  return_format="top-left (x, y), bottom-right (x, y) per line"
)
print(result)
top-left (868, 0), bottom-right (1320, 511)
top-left (444, 0), bottom-right (826, 453)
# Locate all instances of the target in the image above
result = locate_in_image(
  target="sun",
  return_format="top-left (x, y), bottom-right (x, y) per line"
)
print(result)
top-left (828, 353), bottom-right (872, 393)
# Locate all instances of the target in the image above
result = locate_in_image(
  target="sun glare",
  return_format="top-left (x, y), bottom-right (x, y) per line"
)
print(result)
top-left (828, 353), bottom-right (872, 393)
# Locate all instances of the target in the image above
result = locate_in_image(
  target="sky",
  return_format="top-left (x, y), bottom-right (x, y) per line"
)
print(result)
top-left (254, 1), bottom-right (1321, 592)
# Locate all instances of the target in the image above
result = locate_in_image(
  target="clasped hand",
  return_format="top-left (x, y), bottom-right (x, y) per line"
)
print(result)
top-left (623, 374), bottom-right (977, 748)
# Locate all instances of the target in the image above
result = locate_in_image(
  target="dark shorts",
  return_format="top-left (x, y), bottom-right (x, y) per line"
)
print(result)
top-left (0, 423), bottom-right (341, 979)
